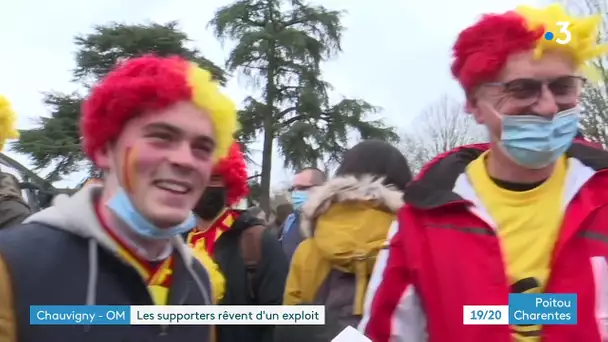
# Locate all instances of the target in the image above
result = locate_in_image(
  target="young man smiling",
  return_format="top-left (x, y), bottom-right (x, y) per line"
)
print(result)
top-left (361, 4), bottom-right (608, 342)
top-left (0, 55), bottom-right (238, 342)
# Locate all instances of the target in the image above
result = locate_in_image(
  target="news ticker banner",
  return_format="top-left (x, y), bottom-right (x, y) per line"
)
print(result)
top-left (463, 294), bottom-right (577, 325)
top-left (30, 305), bottom-right (324, 325)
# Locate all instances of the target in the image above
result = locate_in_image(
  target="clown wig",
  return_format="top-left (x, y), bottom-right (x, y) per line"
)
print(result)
top-left (0, 95), bottom-right (19, 151)
top-left (452, 4), bottom-right (608, 93)
top-left (213, 143), bottom-right (249, 206)
top-left (81, 54), bottom-right (238, 163)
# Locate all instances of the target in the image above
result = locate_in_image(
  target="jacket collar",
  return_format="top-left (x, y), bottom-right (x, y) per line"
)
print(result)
top-left (300, 175), bottom-right (404, 238)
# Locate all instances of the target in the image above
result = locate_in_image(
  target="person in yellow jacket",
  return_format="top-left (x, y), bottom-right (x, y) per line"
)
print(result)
top-left (278, 140), bottom-right (412, 342)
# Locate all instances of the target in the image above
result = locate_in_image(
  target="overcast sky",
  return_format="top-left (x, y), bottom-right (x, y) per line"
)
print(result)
top-left (0, 0), bottom-right (541, 189)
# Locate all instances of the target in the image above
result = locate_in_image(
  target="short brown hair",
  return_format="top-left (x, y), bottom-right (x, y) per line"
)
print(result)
top-left (298, 167), bottom-right (326, 186)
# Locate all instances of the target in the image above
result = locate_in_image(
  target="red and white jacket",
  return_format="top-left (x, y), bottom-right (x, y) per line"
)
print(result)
top-left (359, 141), bottom-right (608, 342)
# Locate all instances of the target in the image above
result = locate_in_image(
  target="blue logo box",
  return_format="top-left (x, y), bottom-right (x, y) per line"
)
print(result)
top-left (508, 294), bottom-right (577, 325)
top-left (30, 305), bottom-right (130, 325)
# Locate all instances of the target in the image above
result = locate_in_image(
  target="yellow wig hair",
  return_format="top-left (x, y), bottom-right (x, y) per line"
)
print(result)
top-left (516, 4), bottom-right (608, 76)
top-left (187, 65), bottom-right (239, 161)
top-left (0, 95), bottom-right (19, 151)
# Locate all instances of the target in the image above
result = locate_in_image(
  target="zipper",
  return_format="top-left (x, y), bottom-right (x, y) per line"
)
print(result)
top-left (158, 280), bottom-right (193, 336)
top-left (547, 205), bottom-right (604, 288)
top-left (465, 203), bottom-right (510, 288)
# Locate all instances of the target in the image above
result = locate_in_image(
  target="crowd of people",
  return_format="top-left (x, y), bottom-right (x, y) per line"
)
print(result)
top-left (0, 2), bottom-right (607, 342)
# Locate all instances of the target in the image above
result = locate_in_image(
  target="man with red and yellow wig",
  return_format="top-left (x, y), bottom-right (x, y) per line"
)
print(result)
top-left (188, 143), bottom-right (250, 255)
top-left (189, 142), bottom-right (288, 342)
top-left (0, 55), bottom-right (238, 342)
top-left (361, 4), bottom-right (608, 342)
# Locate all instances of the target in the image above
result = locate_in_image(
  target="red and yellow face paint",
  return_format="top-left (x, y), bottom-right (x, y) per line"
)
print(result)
top-left (122, 145), bottom-right (140, 194)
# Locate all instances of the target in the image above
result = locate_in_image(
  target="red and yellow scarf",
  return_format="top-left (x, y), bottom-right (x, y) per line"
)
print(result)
top-left (96, 203), bottom-right (175, 305)
top-left (187, 209), bottom-right (240, 257)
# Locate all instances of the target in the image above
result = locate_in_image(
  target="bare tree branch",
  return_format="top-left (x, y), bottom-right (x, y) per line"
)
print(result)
top-left (562, 0), bottom-right (608, 147)
top-left (399, 95), bottom-right (487, 174)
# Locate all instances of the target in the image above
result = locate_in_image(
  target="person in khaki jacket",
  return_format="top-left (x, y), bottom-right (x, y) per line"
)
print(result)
top-left (0, 96), bottom-right (30, 230)
top-left (0, 172), bottom-right (30, 229)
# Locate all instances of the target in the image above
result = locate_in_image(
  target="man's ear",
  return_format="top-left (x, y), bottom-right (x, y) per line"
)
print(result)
top-left (94, 144), bottom-right (111, 169)
top-left (465, 97), bottom-right (485, 125)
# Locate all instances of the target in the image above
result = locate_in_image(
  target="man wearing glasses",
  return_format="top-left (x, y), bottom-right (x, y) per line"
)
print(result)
top-left (281, 167), bottom-right (326, 262)
top-left (361, 4), bottom-right (608, 342)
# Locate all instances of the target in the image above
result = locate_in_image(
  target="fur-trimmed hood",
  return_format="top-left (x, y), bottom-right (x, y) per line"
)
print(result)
top-left (300, 175), bottom-right (404, 238)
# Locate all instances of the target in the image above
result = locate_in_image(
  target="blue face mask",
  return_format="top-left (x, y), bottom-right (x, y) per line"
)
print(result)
top-left (291, 190), bottom-right (309, 210)
top-left (500, 106), bottom-right (580, 169)
top-left (106, 187), bottom-right (197, 240)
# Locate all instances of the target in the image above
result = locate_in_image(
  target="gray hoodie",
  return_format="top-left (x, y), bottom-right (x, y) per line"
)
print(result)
top-left (0, 185), bottom-right (213, 342)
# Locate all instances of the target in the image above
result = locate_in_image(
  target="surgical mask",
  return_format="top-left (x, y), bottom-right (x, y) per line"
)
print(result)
top-left (107, 187), bottom-right (197, 240)
top-left (291, 190), bottom-right (308, 210)
top-left (499, 106), bottom-right (580, 169)
top-left (193, 187), bottom-right (226, 221)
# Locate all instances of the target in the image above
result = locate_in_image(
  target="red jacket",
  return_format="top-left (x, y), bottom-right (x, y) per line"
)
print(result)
top-left (360, 141), bottom-right (608, 342)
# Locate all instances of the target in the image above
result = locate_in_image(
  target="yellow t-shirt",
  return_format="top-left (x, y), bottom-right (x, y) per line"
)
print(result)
top-left (466, 152), bottom-right (567, 342)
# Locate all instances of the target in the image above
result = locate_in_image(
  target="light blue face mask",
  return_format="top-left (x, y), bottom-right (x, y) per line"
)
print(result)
top-left (106, 187), bottom-right (197, 240)
top-left (291, 190), bottom-right (309, 210)
top-left (500, 106), bottom-right (580, 169)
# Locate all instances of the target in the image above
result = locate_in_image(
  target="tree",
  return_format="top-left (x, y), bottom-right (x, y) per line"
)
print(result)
top-left (399, 95), bottom-right (486, 174)
top-left (246, 173), bottom-right (263, 206)
top-left (210, 0), bottom-right (398, 213)
top-left (562, 0), bottom-right (608, 146)
top-left (13, 22), bottom-right (226, 180)
top-left (580, 74), bottom-right (608, 147)
top-left (14, 93), bottom-right (85, 181)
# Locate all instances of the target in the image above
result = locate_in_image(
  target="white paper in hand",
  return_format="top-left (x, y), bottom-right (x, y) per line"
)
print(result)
top-left (331, 326), bottom-right (371, 342)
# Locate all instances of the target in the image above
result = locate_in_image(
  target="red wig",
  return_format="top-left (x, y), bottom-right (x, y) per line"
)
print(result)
top-left (81, 54), bottom-right (238, 164)
top-left (451, 11), bottom-right (544, 93)
top-left (81, 55), bottom-right (191, 161)
top-left (213, 143), bottom-right (249, 206)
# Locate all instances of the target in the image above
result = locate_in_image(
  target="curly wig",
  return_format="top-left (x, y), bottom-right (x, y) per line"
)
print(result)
top-left (213, 142), bottom-right (249, 206)
top-left (0, 95), bottom-right (19, 151)
top-left (81, 54), bottom-right (239, 163)
top-left (452, 4), bottom-right (608, 93)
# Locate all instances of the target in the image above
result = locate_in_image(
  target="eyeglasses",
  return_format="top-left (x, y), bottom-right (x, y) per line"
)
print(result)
top-left (483, 75), bottom-right (586, 107)
top-left (288, 185), bottom-right (315, 192)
